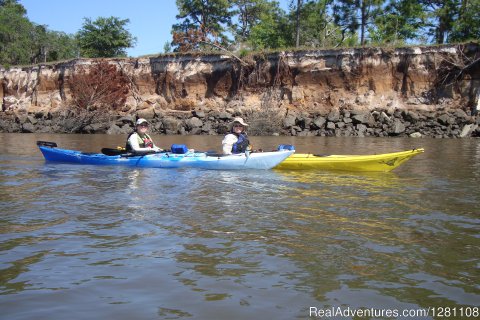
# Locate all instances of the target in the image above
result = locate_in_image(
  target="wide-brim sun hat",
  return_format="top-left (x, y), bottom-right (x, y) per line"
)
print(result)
top-left (229, 117), bottom-right (249, 129)
top-left (136, 118), bottom-right (149, 126)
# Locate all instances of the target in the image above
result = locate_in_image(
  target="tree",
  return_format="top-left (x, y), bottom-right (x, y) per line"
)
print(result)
top-left (294, 0), bottom-right (302, 47)
top-left (0, 0), bottom-right (78, 66)
top-left (231, 0), bottom-right (275, 44)
top-left (287, 0), bottom-right (343, 48)
top-left (172, 0), bottom-right (233, 51)
top-left (333, 0), bottom-right (385, 46)
top-left (0, 0), bottom-right (35, 65)
top-left (448, 0), bottom-right (480, 42)
top-left (67, 60), bottom-right (130, 132)
top-left (370, 0), bottom-right (426, 45)
top-left (247, 1), bottom-right (292, 49)
top-left (420, 0), bottom-right (458, 44)
top-left (76, 16), bottom-right (136, 58)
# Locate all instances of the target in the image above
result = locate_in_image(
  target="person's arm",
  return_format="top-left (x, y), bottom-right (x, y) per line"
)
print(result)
top-left (222, 134), bottom-right (237, 155)
top-left (146, 134), bottom-right (162, 151)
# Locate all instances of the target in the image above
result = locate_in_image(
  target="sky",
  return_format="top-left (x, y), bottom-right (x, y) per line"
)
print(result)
top-left (20, 0), bottom-right (291, 58)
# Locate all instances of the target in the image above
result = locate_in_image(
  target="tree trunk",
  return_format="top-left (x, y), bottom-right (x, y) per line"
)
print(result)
top-left (295, 0), bottom-right (302, 47)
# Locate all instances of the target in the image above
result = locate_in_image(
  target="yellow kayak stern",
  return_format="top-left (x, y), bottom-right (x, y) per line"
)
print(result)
top-left (275, 148), bottom-right (424, 172)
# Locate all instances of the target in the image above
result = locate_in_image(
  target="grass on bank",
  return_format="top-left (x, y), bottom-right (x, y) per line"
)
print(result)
top-left (2, 41), bottom-right (478, 70)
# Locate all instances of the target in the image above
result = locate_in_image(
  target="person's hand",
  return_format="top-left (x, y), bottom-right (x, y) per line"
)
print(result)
top-left (153, 147), bottom-right (163, 152)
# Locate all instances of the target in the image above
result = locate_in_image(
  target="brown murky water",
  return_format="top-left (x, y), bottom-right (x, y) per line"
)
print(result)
top-left (1, 133), bottom-right (479, 319)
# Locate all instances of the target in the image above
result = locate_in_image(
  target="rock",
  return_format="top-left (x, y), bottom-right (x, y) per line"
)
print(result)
top-left (391, 119), bottom-right (406, 135)
top-left (352, 113), bottom-right (375, 126)
top-left (189, 127), bottom-right (202, 135)
top-left (460, 124), bottom-right (478, 138)
top-left (453, 109), bottom-right (469, 121)
top-left (218, 111), bottom-right (232, 120)
top-left (403, 110), bottom-right (420, 122)
top-left (283, 114), bottom-right (297, 128)
top-left (356, 124), bottom-right (367, 133)
top-left (326, 122), bottom-right (336, 130)
top-left (117, 115), bottom-right (135, 125)
top-left (193, 110), bottom-right (205, 118)
top-left (136, 106), bottom-right (155, 120)
top-left (162, 117), bottom-right (181, 133)
top-left (89, 122), bottom-right (109, 133)
top-left (22, 122), bottom-right (35, 133)
top-left (437, 114), bottom-right (454, 126)
top-left (410, 132), bottom-right (422, 138)
top-left (106, 124), bottom-right (123, 135)
top-left (327, 110), bottom-right (340, 122)
top-left (380, 112), bottom-right (391, 123)
top-left (186, 117), bottom-right (203, 129)
top-left (312, 116), bottom-right (326, 129)
top-left (27, 115), bottom-right (38, 125)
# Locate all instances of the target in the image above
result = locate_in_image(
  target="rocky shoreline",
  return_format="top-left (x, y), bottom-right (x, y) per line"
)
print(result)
top-left (1, 106), bottom-right (478, 138)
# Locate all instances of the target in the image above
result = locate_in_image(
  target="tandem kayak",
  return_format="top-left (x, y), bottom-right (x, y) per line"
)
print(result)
top-left (274, 148), bottom-right (424, 172)
top-left (37, 141), bottom-right (294, 170)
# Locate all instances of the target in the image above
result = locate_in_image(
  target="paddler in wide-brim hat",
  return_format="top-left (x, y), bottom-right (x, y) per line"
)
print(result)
top-left (222, 117), bottom-right (251, 155)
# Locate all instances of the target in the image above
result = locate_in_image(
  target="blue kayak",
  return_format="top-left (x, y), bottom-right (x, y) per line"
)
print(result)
top-left (37, 142), bottom-right (294, 170)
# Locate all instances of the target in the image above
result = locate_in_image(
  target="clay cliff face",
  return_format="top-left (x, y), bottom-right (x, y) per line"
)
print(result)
top-left (1, 43), bottom-right (479, 137)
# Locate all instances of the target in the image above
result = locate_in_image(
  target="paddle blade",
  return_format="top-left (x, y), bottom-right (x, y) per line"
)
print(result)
top-left (101, 148), bottom-right (126, 156)
top-left (37, 141), bottom-right (57, 148)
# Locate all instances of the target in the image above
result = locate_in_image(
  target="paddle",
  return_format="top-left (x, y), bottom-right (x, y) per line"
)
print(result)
top-left (101, 147), bottom-right (171, 158)
top-left (37, 141), bottom-right (58, 148)
top-left (101, 148), bottom-right (128, 156)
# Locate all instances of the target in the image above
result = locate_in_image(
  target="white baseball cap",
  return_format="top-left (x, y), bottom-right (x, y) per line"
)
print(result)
top-left (136, 118), bottom-right (149, 126)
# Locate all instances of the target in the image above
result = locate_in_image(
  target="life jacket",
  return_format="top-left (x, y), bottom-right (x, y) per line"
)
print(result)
top-left (126, 132), bottom-right (154, 151)
top-left (232, 133), bottom-right (250, 154)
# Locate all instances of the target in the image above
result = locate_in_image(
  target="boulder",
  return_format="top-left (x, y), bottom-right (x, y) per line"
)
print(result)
top-left (283, 114), bottom-right (297, 128)
top-left (162, 117), bottom-right (181, 133)
top-left (460, 124), bottom-right (478, 138)
top-left (312, 116), bottom-right (326, 129)
top-left (391, 119), bottom-right (406, 135)
top-left (327, 110), bottom-right (340, 122)
top-left (21, 122), bottom-right (35, 133)
top-left (410, 132), bottom-right (422, 138)
top-left (136, 106), bottom-right (155, 120)
top-left (186, 117), bottom-right (203, 129)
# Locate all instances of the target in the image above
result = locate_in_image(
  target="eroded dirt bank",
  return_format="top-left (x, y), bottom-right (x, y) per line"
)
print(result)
top-left (1, 43), bottom-right (479, 137)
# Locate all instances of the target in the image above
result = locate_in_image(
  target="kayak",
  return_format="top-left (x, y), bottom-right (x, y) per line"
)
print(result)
top-left (37, 141), bottom-right (294, 170)
top-left (275, 148), bottom-right (424, 172)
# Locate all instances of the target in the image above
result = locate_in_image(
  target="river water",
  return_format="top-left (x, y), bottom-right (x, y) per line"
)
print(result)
top-left (1, 133), bottom-right (479, 319)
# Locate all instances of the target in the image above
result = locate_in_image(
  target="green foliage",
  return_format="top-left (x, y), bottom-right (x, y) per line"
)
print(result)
top-left (172, 0), bottom-right (233, 50)
top-left (370, 0), bottom-right (426, 45)
top-left (419, 0), bottom-right (460, 44)
top-left (0, 1), bottom-right (34, 66)
top-left (449, 0), bottom-right (480, 42)
top-left (0, 0), bottom-right (78, 66)
top-left (231, 0), bottom-right (275, 42)
top-left (163, 41), bottom-right (172, 53)
top-left (76, 16), bottom-right (136, 58)
top-left (247, 1), bottom-right (292, 49)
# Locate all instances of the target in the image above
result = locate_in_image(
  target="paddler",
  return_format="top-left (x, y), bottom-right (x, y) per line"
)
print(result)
top-left (126, 118), bottom-right (163, 153)
top-left (222, 117), bottom-right (252, 155)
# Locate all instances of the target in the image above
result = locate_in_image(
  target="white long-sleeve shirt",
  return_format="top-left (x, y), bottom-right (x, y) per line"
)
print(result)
top-left (222, 133), bottom-right (238, 155)
top-left (127, 132), bottom-right (160, 152)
